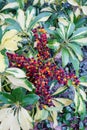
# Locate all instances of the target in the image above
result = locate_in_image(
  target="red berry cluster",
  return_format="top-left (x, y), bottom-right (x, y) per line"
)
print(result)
top-left (6, 27), bottom-right (80, 108)
top-left (32, 27), bottom-right (50, 61)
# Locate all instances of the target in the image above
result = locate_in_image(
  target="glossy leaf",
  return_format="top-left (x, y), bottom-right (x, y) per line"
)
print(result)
top-left (1, 2), bottom-right (18, 11)
top-left (79, 88), bottom-right (86, 101)
top-left (68, 43), bottom-right (83, 61)
top-left (7, 76), bottom-right (33, 91)
top-left (71, 27), bottom-right (87, 39)
top-left (67, 22), bottom-right (75, 38)
top-left (62, 48), bottom-right (69, 67)
top-left (17, 9), bottom-right (25, 30)
top-left (5, 18), bottom-right (22, 31)
top-left (67, 0), bottom-right (78, 6)
top-left (6, 67), bottom-right (26, 78)
top-left (47, 39), bottom-right (60, 50)
top-left (18, 107), bottom-right (33, 130)
top-left (28, 12), bottom-right (52, 30)
top-left (53, 98), bottom-right (72, 106)
top-left (52, 86), bottom-right (67, 95)
top-left (22, 94), bottom-right (39, 106)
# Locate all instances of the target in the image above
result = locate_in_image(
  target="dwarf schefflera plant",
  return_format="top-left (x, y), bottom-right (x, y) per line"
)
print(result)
top-left (0, 25), bottom-right (86, 130)
top-left (0, 0), bottom-right (87, 130)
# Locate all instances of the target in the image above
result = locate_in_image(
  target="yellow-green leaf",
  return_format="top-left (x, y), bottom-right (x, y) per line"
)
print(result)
top-left (7, 76), bottom-right (32, 91)
top-left (50, 111), bottom-right (58, 128)
top-left (0, 30), bottom-right (21, 51)
top-left (81, 6), bottom-right (87, 15)
top-left (0, 53), bottom-right (9, 73)
top-left (52, 86), bottom-right (67, 95)
top-left (67, 0), bottom-right (79, 6)
top-left (6, 67), bottom-right (26, 78)
top-left (80, 82), bottom-right (87, 87)
top-left (54, 98), bottom-right (72, 106)
top-left (52, 99), bottom-right (63, 112)
top-left (34, 105), bottom-right (48, 121)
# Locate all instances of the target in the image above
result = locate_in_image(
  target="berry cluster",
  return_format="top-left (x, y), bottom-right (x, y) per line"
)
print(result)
top-left (6, 27), bottom-right (80, 108)
top-left (32, 27), bottom-right (50, 61)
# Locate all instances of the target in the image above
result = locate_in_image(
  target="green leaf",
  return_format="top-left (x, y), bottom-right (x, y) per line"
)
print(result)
top-left (1, 2), bottom-right (18, 11)
top-left (7, 75), bottom-right (33, 91)
top-left (68, 80), bottom-right (72, 86)
top-left (53, 98), bottom-right (72, 106)
top-left (17, 0), bottom-right (24, 8)
top-left (34, 105), bottom-right (48, 121)
top-left (2, 92), bottom-right (15, 103)
top-left (70, 56), bottom-right (79, 71)
top-left (52, 99), bottom-right (63, 111)
top-left (26, 6), bottom-right (36, 29)
top-left (52, 86), bottom-right (67, 95)
top-left (0, 53), bottom-right (9, 73)
top-left (50, 111), bottom-right (58, 128)
top-left (67, 22), bottom-right (75, 38)
top-left (11, 88), bottom-right (24, 102)
top-left (62, 48), bottom-right (69, 67)
top-left (78, 95), bottom-right (86, 119)
top-left (5, 18), bottom-right (22, 31)
top-left (47, 39), bottom-right (60, 50)
top-left (56, 28), bottom-right (65, 40)
top-left (80, 82), bottom-right (87, 87)
top-left (0, 27), bottom-right (2, 42)
top-left (74, 89), bottom-right (80, 111)
top-left (49, 80), bottom-right (57, 90)
top-left (70, 38), bottom-right (87, 46)
top-left (22, 94), bottom-right (39, 106)
top-left (71, 27), bottom-right (87, 39)
top-left (28, 12), bottom-right (52, 30)
top-left (68, 43), bottom-right (83, 61)
top-left (6, 67), bottom-right (26, 78)
top-left (79, 88), bottom-right (86, 101)
top-left (33, 0), bottom-right (39, 5)
top-left (67, 0), bottom-right (78, 6)
top-left (17, 9), bottom-right (25, 30)
top-left (0, 92), bottom-right (10, 104)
